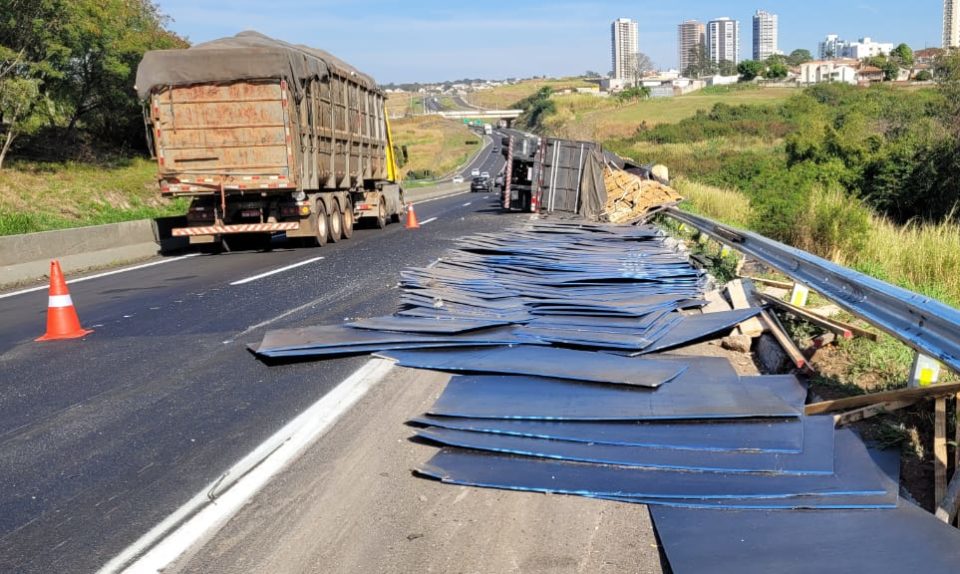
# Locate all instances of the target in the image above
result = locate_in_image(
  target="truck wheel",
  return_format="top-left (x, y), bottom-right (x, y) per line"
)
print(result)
top-left (313, 199), bottom-right (328, 247)
top-left (390, 192), bottom-right (404, 223)
top-left (341, 200), bottom-right (354, 239)
top-left (328, 201), bottom-right (342, 243)
top-left (375, 197), bottom-right (387, 229)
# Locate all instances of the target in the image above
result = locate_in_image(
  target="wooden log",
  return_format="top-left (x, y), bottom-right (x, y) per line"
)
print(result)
top-left (807, 309), bottom-right (879, 342)
top-left (726, 279), bottom-right (764, 338)
top-left (936, 459), bottom-right (960, 523)
top-left (936, 397), bottom-right (948, 505)
top-left (742, 275), bottom-right (794, 289)
top-left (759, 309), bottom-right (809, 372)
top-left (805, 382), bottom-right (960, 416)
top-left (833, 399), bottom-right (917, 427)
top-left (759, 293), bottom-right (853, 340)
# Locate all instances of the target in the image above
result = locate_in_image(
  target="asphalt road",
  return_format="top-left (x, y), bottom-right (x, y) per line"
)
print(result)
top-left (0, 171), bottom-right (522, 571)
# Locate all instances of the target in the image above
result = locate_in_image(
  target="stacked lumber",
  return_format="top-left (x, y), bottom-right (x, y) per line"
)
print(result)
top-left (602, 167), bottom-right (683, 224)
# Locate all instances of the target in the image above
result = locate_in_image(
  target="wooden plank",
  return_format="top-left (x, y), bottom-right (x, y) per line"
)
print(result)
top-left (833, 399), bottom-right (917, 427)
top-left (805, 382), bottom-right (960, 416)
top-left (726, 279), bottom-right (764, 338)
top-left (936, 397), bottom-right (949, 507)
top-left (807, 310), bottom-right (879, 342)
top-left (759, 293), bottom-right (853, 340)
top-left (936, 462), bottom-right (960, 523)
top-left (742, 275), bottom-right (794, 290)
top-left (759, 309), bottom-right (809, 372)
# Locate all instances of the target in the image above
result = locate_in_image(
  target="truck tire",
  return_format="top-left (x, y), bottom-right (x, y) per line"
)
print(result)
top-left (341, 200), bottom-right (354, 239)
top-left (328, 200), bottom-right (342, 243)
top-left (375, 197), bottom-right (387, 229)
top-left (313, 198), bottom-right (328, 247)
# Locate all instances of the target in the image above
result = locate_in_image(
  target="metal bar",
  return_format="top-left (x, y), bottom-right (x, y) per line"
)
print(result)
top-left (666, 207), bottom-right (960, 374)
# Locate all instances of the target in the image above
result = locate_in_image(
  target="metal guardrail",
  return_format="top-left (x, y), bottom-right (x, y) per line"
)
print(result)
top-left (665, 207), bottom-right (960, 374)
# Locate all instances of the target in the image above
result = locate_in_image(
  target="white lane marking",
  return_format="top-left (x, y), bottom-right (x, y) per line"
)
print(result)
top-left (462, 202), bottom-right (472, 207)
top-left (229, 257), bottom-right (323, 286)
top-left (411, 188), bottom-right (469, 206)
top-left (98, 358), bottom-right (395, 574)
top-left (0, 254), bottom-right (200, 300)
top-left (419, 217), bottom-right (438, 226)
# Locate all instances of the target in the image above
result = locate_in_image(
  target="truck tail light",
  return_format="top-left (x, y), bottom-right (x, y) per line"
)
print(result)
top-left (298, 205), bottom-right (311, 216)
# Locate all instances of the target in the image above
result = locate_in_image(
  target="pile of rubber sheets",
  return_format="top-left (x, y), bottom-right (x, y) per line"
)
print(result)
top-left (252, 220), bottom-right (960, 571)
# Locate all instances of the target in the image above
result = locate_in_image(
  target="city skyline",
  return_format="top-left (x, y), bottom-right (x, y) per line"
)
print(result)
top-left (753, 10), bottom-right (779, 61)
top-left (152, 1), bottom-right (945, 83)
top-left (611, 17), bottom-right (640, 80)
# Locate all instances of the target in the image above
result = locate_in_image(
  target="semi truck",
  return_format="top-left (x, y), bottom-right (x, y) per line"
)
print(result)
top-left (136, 31), bottom-right (405, 250)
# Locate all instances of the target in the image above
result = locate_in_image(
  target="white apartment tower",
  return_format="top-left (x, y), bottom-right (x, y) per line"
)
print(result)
top-left (819, 34), bottom-right (846, 59)
top-left (678, 20), bottom-right (706, 74)
top-left (708, 17), bottom-right (740, 65)
top-left (946, 0), bottom-right (959, 48)
top-left (611, 18), bottom-right (639, 80)
top-left (753, 10), bottom-right (778, 61)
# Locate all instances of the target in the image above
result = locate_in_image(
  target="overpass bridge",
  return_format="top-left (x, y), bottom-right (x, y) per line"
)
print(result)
top-left (438, 109), bottom-right (522, 126)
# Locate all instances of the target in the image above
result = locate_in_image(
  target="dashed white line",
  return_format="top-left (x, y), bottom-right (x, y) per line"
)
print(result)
top-left (97, 358), bottom-right (395, 574)
top-left (419, 217), bottom-right (438, 226)
top-left (462, 202), bottom-right (472, 207)
top-left (229, 257), bottom-right (323, 286)
top-left (0, 254), bottom-right (201, 300)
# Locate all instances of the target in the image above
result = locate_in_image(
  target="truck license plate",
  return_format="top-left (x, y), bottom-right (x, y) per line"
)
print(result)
top-left (241, 209), bottom-right (260, 218)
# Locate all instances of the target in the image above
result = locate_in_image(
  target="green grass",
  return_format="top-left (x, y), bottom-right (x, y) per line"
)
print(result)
top-left (0, 158), bottom-right (188, 236)
top-left (466, 78), bottom-right (597, 110)
top-left (391, 115), bottom-right (481, 181)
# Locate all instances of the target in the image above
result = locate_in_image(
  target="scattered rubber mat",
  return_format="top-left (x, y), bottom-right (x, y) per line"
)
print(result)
top-left (649, 499), bottom-right (960, 572)
top-left (348, 316), bottom-right (514, 334)
top-left (378, 346), bottom-right (689, 389)
top-left (409, 415), bottom-right (815, 453)
top-left (418, 429), bottom-right (887, 500)
top-left (415, 421), bottom-right (835, 474)
top-left (425, 374), bottom-right (799, 421)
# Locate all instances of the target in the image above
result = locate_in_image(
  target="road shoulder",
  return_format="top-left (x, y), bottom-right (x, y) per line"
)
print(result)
top-left (168, 366), bottom-right (665, 574)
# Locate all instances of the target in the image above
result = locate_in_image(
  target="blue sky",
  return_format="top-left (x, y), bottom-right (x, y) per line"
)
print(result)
top-left (154, 1), bottom-right (944, 83)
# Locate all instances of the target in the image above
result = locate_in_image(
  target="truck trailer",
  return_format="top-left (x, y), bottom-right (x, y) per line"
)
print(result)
top-left (136, 31), bottom-right (405, 250)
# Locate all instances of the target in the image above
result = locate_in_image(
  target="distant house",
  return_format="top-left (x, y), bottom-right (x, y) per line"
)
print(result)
top-left (914, 48), bottom-right (943, 66)
top-left (857, 65), bottom-right (885, 84)
top-left (797, 59), bottom-right (859, 84)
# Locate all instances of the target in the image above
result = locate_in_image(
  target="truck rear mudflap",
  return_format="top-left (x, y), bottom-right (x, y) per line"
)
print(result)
top-left (173, 222), bottom-right (300, 237)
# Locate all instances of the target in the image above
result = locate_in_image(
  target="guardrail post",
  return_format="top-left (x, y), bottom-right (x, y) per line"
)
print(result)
top-left (909, 353), bottom-right (943, 389)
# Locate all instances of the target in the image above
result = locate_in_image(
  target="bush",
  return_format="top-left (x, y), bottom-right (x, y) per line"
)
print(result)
top-left (795, 186), bottom-right (872, 262)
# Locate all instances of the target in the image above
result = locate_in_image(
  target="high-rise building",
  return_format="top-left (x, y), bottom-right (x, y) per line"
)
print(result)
top-left (818, 34), bottom-right (847, 59)
top-left (611, 18), bottom-right (639, 80)
top-left (678, 20), bottom-right (706, 74)
top-left (752, 10), bottom-right (778, 61)
top-left (707, 17), bottom-right (740, 65)
top-left (946, 0), bottom-right (960, 48)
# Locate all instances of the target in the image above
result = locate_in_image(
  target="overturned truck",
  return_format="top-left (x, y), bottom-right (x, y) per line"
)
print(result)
top-left (136, 31), bottom-right (405, 250)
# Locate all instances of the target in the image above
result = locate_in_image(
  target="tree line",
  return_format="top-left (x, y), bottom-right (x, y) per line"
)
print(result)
top-left (0, 0), bottom-right (187, 168)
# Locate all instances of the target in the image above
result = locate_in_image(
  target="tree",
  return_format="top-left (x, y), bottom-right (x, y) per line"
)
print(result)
top-left (865, 56), bottom-right (900, 81)
top-left (934, 48), bottom-right (960, 131)
top-left (915, 69), bottom-right (933, 82)
top-left (683, 44), bottom-right (716, 78)
top-left (583, 70), bottom-right (602, 78)
top-left (766, 61), bottom-right (789, 80)
top-left (787, 49), bottom-right (813, 66)
top-left (891, 43), bottom-right (914, 67)
top-left (0, 46), bottom-right (48, 168)
top-left (737, 60), bottom-right (764, 81)
top-left (626, 52), bottom-right (654, 86)
top-left (715, 59), bottom-right (736, 76)
top-left (615, 86), bottom-right (651, 105)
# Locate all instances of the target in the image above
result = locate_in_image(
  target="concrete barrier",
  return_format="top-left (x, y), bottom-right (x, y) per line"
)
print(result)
top-left (0, 183), bottom-right (471, 287)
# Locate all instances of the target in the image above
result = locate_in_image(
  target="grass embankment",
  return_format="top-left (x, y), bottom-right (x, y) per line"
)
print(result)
top-left (547, 86), bottom-right (795, 141)
top-left (466, 78), bottom-right (596, 109)
top-left (390, 115), bottom-right (482, 182)
top-left (0, 158), bottom-right (185, 236)
top-left (385, 92), bottom-right (425, 118)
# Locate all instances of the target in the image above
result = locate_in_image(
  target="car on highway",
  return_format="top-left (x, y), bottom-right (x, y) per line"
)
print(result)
top-left (481, 171), bottom-right (490, 179)
top-left (471, 176), bottom-right (493, 193)
top-left (452, 175), bottom-right (464, 183)
top-left (471, 168), bottom-right (480, 177)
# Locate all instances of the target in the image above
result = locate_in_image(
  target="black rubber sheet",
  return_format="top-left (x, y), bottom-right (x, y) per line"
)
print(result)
top-left (348, 316), bottom-right (513, 334)
top-left (650, 499), bottom-right (960, 573)
top-left (597, 448), bottom-right (901, 510)
top-left (418, 429), bottom-right (886, 499)
top-left (632, 308), bottom-right (763, 355)
top-left (415, 420), bottom-right (835, 474)
top-left (379, 346), bottom-right (689, 388)
top-left (252, 325), bottom-right (535, 358)
top-left (426, 374), bottom-right (799, 421)
top-left (410, 415), bottom-right (817, 453)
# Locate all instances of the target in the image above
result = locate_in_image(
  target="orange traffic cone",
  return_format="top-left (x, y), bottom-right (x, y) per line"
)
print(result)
top-left (405, 202), bottom-right (420, 229)
top-left (36, 260), bottom-right (93, 341)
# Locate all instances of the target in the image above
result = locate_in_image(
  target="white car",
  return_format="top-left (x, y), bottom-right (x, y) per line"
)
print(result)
top-left (452, 175), bottom-right (464, 183)
top-left (480, 171), bottom-right (490, 179)
top-left (471, 169), bottom-right (480, 177)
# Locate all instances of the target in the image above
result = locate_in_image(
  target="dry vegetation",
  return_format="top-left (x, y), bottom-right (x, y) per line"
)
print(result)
top-left (0, 158), bottom-right (185, 235)
top-left (390, 115), bottom-right (481, 180)
top-left (466, 78), bottom-right (596, 109)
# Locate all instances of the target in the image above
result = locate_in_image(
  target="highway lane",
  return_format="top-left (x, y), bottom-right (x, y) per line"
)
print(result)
top-left (0, 188), bottom-right (521, 572)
